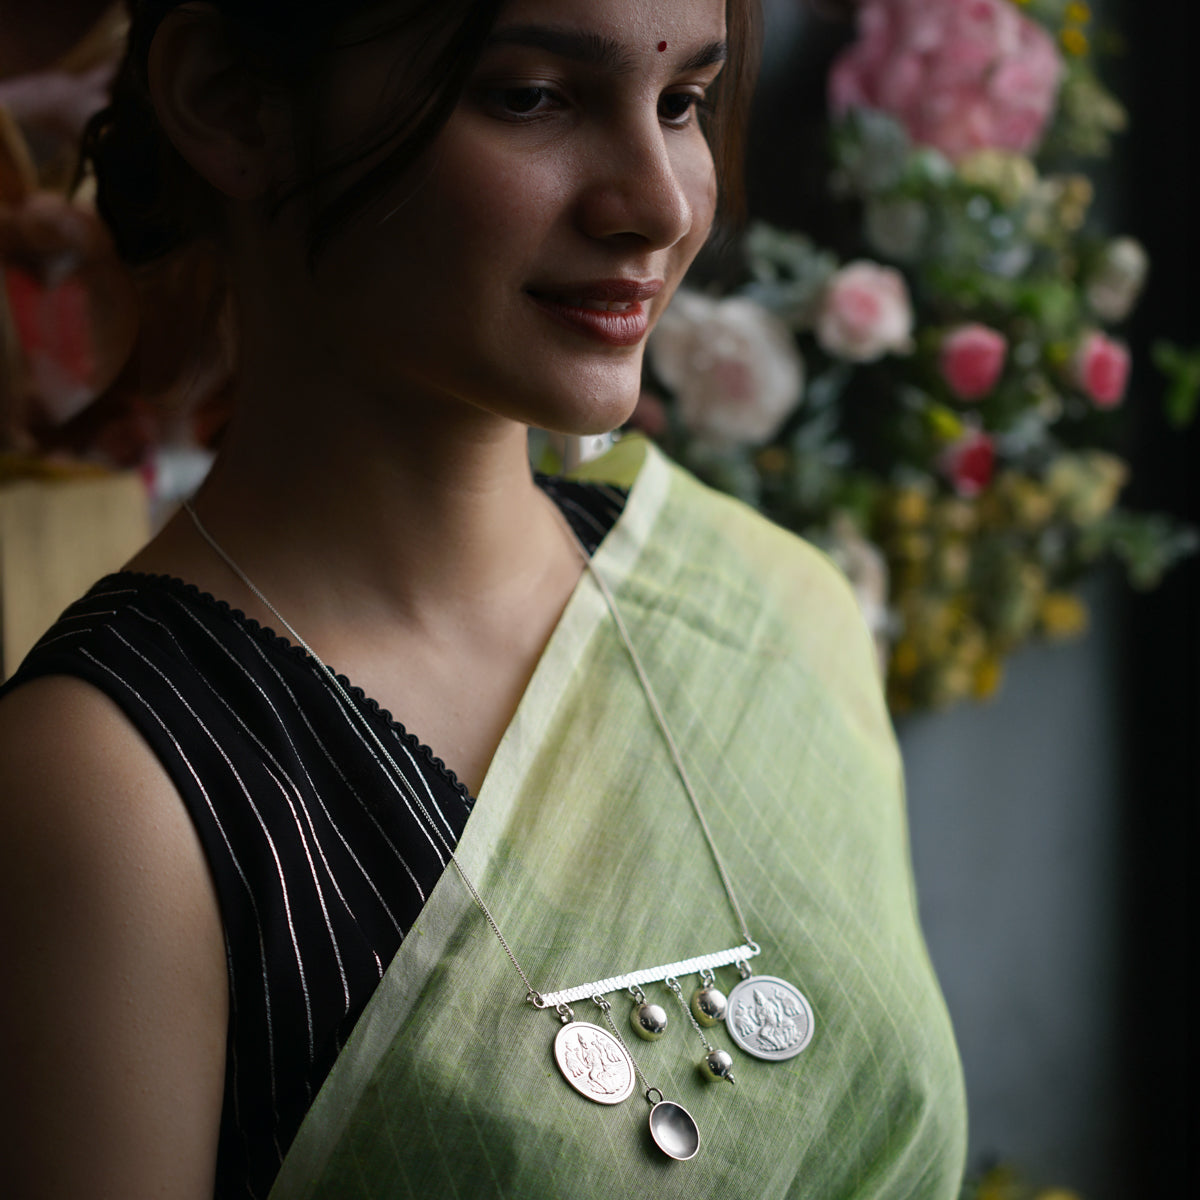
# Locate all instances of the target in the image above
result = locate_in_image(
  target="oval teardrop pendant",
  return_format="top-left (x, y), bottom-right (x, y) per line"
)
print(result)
top-left (648, 1099), bottom-right (701, 1160)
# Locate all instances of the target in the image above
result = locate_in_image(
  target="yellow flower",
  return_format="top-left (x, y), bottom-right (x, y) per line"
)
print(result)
top-left (1039, 592), bottom-right (1090, 639)
top-left (885, 485), bottom-right (931, 528)
top-left (952, 619), bottom-right (987, 665)
top-left (994, 471), bottom-right (1055, 529)
top-left (929, 661), bottom-right (975, 707)
top-left (1045, 451), bottom-right (1129, 524)
top-left (933, 497), bottom-right (978, 536)
top-left (1060, 27), bottom-right (1089, 57)
top-left (890, 639), bottom-right (921, 679)
top-left (932, 539), bottom-right (971, 590)
top-left (1064, 2), bottom-right (1092, 24)
top-left (1056, 174), bottom-right (1094, 228)
top-left (1045, 340), bottom-right (1072, 369)
top-left (888, 530), bottom-right (932, 564)
top-left (974, 1166), bottom-right (1020, 1200)
top-left (755, 445), bottom-right (790, 475)
top-left (972, 654), bottom-right (1004, 700)
top-left (926, 404), bottom-right (965, 442)
top-left (958, 149), bottom-right (1038, 207)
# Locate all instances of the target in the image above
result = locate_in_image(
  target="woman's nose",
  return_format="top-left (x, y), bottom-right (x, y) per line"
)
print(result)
top-left (575, 118), bottom-right (700, 251)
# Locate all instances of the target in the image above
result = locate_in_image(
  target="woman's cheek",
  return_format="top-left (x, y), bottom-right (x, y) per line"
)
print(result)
top-left (677, 151), bottom-right (718, 254)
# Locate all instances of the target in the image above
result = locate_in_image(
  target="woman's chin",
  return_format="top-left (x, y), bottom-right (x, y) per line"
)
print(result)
top-left (535, 386), bottom-right (640, 439)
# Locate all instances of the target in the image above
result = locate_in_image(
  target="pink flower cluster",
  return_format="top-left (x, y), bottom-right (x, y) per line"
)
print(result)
top-left (829, 0), bottom-right (1064, 162)
top-left (1074, 331), bottom-right (1130, 408)
top-left (940, 323), bottom-right (1007, 400)
top-left (941, 427), bottom-right (995, 496)
top-left (815, 261), bottom-right (914, 362)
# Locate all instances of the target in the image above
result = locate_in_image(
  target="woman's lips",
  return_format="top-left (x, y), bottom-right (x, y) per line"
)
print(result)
top-left (527, 280), bottom-right (664, 347)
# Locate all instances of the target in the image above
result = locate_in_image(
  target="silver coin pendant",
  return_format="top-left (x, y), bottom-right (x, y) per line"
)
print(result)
top-left (724, 975), bottom-right (815, 1061)
top-left (553, 1021), bottom-right (636, 1104)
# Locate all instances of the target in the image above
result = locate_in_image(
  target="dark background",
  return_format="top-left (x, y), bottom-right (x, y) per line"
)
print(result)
top-left (1115, 0), bottom-right (1198, 1189)
top-left (742, 1), bottom-right (1197, 1192)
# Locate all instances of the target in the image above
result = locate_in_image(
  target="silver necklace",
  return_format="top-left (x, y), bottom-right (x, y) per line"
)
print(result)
top-left (183, 495), bottom-right (815, 1161)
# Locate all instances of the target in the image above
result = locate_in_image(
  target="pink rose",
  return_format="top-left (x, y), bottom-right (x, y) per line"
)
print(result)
top-left (940, 323), bottom-right (1007, 400)
top-left (649, 292), bottom-right (804, 447)
top-left (829, 0), bottom-right (1063, 162)
top-left (940, 427), bottom-right (996, 496)
top-left (1073, 331), bottom-right (1130, 408)
top-left (815, 261), bottom-right (914, 362)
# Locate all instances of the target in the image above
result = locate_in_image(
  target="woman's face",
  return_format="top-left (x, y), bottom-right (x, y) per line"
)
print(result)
top-left (263, 0), bottom-right (727, 437)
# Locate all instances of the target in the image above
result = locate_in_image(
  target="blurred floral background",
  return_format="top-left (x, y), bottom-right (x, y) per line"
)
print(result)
top-left (637, 0), bottom-right (1196, 714)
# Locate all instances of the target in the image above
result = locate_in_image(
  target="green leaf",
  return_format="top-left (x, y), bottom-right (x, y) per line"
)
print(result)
top-left (1088, 509), bottom-right (1200, 589)
top-left (1152, 341), bottom-right (1200, 429)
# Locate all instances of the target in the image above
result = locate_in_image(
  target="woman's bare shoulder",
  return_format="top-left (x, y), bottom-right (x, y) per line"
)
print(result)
top-left (2, 669), bottom-right (155, 768)
top-left (0, 674), bottom-right (228, 1199)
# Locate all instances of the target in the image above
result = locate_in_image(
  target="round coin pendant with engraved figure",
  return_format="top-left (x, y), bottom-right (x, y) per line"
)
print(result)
top-left (553, 1021), bottom-right (636, 1104)
top-left (724, 975), bottom-right (815, 1061)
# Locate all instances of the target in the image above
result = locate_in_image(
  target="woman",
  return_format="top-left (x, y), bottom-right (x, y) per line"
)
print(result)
top-left (0, 1), bottom-right (967, 1196)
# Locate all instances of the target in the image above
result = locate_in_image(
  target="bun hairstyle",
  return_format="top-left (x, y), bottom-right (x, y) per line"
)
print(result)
top-left (79, 0), bottom-right (762, 270)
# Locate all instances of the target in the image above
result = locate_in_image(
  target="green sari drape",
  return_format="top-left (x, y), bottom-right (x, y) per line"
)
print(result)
top-left (269, 440), bottom-right (967, 1199)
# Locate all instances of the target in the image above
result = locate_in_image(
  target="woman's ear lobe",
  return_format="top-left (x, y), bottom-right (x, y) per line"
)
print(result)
top-left (147, 3), bottom-right (276, 200)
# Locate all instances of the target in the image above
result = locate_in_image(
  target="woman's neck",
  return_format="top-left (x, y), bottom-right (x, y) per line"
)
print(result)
top-left (215, 415), bottom-right (562, 608)
top-left (138, 383), bottom-right (582, 658)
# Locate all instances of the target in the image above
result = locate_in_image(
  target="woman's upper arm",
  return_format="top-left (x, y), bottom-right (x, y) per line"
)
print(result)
top-left (0, 675), bottom-right (228, 1200)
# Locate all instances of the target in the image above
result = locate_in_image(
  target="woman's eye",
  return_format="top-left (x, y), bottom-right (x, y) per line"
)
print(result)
top-left (659, 92), bottom-right (705, 126)
top-left (491, 86), bottom-right (554, 118)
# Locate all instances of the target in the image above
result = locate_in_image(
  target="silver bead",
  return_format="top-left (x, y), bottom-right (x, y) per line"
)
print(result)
top-left (691, 985), bottom-right (727, 1026)
top-left (701, 1048), bottom-right (735, 1082)
top-left (630, 1001), bottom-right (669, 1041)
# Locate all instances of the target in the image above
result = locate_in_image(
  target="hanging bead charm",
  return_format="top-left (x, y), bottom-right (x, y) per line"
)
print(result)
top-left (664, 977), bottom-right (736, 1085)
top-left (628, 984), bottom-right (669, 1041)
top-left (690, 967), bottom-right (728, 1026)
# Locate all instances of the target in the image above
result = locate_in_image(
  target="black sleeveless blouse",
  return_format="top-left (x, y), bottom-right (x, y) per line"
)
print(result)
top-left (1, 476), bottom-right (626, 1199)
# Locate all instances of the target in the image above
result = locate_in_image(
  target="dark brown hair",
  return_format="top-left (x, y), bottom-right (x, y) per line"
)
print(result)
top-left (79, 0), bottom-right (763, 268)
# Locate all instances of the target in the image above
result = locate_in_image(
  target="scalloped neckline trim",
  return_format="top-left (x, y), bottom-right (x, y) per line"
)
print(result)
top-left (96, 479), bottom-right (627, 806)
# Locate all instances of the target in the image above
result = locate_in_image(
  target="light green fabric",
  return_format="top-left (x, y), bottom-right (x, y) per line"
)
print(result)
top-left (269, 442), bottom-right (967, 1200)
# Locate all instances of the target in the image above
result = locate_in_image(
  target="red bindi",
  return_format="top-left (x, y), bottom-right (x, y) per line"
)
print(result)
top-left (657, 41), bottom-right (667, 52)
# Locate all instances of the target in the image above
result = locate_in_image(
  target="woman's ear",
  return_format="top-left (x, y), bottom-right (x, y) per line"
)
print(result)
top-left (147, 3), bottom-right (278, 200)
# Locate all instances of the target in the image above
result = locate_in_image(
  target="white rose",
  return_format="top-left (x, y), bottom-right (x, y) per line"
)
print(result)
top-left (814, 261), bottom-right (914, 362)
top-left (649, 291), bottom-right (804, 448)
top-left (1085, 236), bottom-right (1149, 324)
top-left (824, 513), bottom-right (892, 677)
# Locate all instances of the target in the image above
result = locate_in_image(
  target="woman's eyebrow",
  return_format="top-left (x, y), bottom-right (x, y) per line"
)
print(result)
top-left (487, 26), bottom-right (636, 72)
top-left (486, 25), bottom-right (727, 74)
top-left (678, 40), bottom-right (728, 72)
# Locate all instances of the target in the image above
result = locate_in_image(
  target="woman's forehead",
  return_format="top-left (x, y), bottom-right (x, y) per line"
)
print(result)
top-left (491, 0), bottom-right (728, 44)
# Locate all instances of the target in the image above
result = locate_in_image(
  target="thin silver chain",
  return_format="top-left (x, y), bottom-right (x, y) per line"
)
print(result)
top-left (564, 514), bottom-right (754, 946)
top-left (182, 492), bottom-right (756, 1003)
